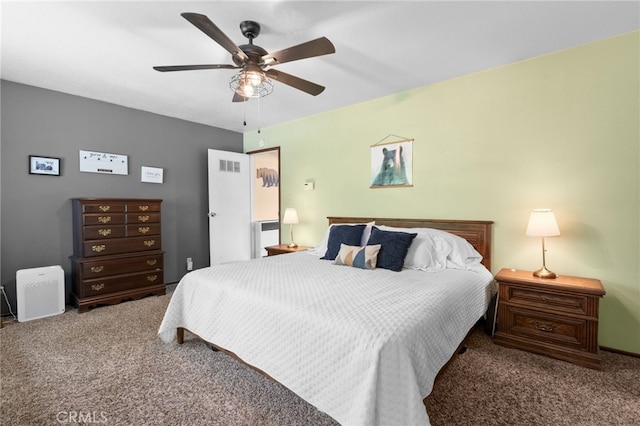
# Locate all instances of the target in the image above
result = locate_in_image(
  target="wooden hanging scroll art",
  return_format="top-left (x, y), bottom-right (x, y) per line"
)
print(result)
top-left (370, 139), bottom-right (413, 188)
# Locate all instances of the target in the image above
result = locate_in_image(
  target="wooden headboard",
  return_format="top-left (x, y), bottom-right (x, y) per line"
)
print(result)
top-left (327, 216), bottom-right (493, 271)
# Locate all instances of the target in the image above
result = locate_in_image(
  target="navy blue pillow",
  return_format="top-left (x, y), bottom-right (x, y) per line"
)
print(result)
top-left (321, 224), bottom-right (367, 260)
top-left (367, 227), bottom-right (417, 272)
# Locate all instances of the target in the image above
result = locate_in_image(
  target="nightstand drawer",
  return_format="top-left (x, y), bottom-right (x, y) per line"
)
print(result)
top-left (506, 286), bottom-right (588, 316)
top-left (502, 306), bottom-right (588, 350)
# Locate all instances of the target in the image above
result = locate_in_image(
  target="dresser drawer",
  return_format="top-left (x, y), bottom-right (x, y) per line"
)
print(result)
top-left (81, 202), bottom-right (126, 213)
top-left (83, 213), bottom-right (126, 226)
top-left (81, 270), bottom-right (163, 296)
top-left (78, 252), bottom-right (163, 278)
top-left (127, 223), bottom-right (160, 237)
top-left (126, 201), bottom-right (161, 213)
top-left (83, 225), bottom-right (126, 240)
top-left (126, 212), bottom-right (161, 224)
top-left (503, 284), bottom-right (588, 316)
top-left (82, 236), bottom-right (162, 257)
top-left (500, 305), bottom-right (588, 351)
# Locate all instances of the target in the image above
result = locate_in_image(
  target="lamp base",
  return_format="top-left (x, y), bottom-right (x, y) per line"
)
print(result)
top-left (287, 242), bottom-right (298, 248)
top-left (533, 265), bottom-right (557, 279)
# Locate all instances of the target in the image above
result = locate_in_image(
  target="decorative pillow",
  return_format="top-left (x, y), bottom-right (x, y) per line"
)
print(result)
top-left (334, 244), bottom-right (381, 269)
top-left (367, 227), bottom-right (417, 272)
top-left (313, 221), bottom-right (374, 256)
top-left (321, 224), bottom-right (367, 260)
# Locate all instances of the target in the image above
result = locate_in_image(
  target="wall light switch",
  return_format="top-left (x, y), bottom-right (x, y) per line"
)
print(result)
top-left (304, 180), bottom-right (315, 191)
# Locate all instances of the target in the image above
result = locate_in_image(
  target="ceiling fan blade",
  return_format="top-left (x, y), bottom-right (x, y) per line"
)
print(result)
top-left (153, 64), bottom-right (238, 72)
top-left (262, 37), bottom-right (335, 65)
top-left (265, 69), bottom-right (325, 96)
top-left (181, 12), bottom-right (248, 62)
top-left (232, 92), bottom-right (249, 102)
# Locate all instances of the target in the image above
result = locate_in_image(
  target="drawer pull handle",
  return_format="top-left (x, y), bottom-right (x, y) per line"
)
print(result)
top-left (139, 205), bottom-right (149, 211)
top-left (91, 283), bottom-right (105, 291)
top-left (147, 275), bottom-right (158, 282)
top-left (143, 240), bottom-right (155, 247)
top-left (91, 244), bottom-right (106, 253)
top-left (138, 215), bottom-right (150, 222)
top-left (98, 228), bottom-right (112, 237)
top-left (533, 321), bottom-right (556, 332)
top-left (90, 266), bottom-right (104, 273)
top-left (98, 216), bottom-right (111, 224)
top-left (138, 226), bottom-right (150, 234)
top-left (98, 205), bottom-right (111, 212)
top-left (146, 259), bottom-right (157, 266)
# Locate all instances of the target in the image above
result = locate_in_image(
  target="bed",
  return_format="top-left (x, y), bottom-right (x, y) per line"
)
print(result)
top-left (158, 217), bottom-right (495, 426)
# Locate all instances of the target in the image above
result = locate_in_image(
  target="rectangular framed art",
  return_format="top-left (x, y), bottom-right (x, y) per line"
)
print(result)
top-left (370, 139), bottom-right (413, 188)
top-left (79, 150), bottom-right (128, 175)
top-left (141, 166), bottom-right (164, 184)
top-left (29, 155), bottom-right (61, 176)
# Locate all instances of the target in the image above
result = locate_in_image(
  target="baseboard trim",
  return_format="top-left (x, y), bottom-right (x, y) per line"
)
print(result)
top-left (600, 346), bottom-right (640, 358)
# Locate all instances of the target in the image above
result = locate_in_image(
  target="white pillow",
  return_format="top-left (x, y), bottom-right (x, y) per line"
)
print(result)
top-left (313, 221), bottom-right (375, 254)
top-left (378, 225), bottom-right (482, 270)
top-left (403, 234), bottom-right (450, 272)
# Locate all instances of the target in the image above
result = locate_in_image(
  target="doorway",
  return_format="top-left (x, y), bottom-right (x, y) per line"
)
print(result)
top-left (207, 147), bottom-right (281, 265)
top-left (248, 147), bottom-right (281, 257)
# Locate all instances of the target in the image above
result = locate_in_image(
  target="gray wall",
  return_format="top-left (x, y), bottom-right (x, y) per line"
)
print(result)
top-left (1, 80), bottom-right (243, 315)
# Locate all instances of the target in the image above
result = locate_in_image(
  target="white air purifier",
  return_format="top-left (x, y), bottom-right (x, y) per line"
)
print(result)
top-left (16, 265), bottom-right (65, 322)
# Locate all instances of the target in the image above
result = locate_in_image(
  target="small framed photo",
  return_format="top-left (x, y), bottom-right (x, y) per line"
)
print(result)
top-left (141, 166), bottom-right (164, 184)
top-left (29, 155), bottom-right (61, 176)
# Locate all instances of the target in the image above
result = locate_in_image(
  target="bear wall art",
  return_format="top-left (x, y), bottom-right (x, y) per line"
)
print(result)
top-left (370, 140), bottom-right (413, 188)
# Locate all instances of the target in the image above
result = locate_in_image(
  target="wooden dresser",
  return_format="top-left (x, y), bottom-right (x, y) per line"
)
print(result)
top-left (494, 268), bottom-right (605, 369)
top-left (70, 198), bottom-right (165, 313)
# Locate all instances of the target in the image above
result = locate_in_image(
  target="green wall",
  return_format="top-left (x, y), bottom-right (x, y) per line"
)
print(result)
top-left (244, 31), bottom-right (640, 354)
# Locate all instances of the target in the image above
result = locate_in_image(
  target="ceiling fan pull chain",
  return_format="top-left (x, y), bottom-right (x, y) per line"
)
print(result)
top-left (257, 97), bottom-right (261, 134)
top-left (243, 98), bottom-right (248, 127)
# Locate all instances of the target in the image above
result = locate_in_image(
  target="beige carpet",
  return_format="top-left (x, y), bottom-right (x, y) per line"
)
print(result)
top-left (1, 293), bottom-right (638, 425)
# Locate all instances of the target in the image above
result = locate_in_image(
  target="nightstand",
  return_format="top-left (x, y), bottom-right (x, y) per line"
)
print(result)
top-left (493, 268), bottom-right (605, 369)
top-left (265, 244), bottom-right (309, 256)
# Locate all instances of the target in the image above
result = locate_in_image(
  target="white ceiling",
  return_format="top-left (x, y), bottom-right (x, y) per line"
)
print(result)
top-left (2, 1), bottom-right (638, 133)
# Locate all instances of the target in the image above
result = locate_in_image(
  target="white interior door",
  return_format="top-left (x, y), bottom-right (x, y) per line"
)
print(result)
top-left (207, 149), bottom-right (251, 266)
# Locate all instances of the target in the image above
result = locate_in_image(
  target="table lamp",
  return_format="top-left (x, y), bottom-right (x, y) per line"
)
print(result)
top-left (283, 208), bottom-right (299, 248)
top-left (526, 209), bottom-right (560, 278)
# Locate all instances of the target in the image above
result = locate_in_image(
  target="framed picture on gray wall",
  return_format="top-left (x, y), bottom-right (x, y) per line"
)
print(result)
top-left (29, 155), bottom-right (61, 176)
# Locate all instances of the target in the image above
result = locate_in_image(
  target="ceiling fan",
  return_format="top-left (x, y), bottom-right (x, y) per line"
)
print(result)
top-left (154, 12), bottom-right (336, 102)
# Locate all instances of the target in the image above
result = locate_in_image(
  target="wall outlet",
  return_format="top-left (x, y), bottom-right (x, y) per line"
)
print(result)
top-left (186, 257), bottom-right (193, 271)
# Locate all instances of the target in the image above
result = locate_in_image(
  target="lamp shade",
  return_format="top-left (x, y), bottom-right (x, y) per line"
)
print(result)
top-left (526, 209), bottom-right (560, 237)
top-left (282, 208), bottom-right (299, 225)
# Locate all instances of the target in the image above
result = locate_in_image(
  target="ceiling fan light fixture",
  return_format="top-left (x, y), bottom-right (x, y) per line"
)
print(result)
top-left (155, 13), bottom-right (335, 102)
top-left (229, 69), bottom-right (273, 98)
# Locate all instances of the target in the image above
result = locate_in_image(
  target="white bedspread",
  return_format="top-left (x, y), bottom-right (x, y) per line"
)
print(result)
top-left (158, 252), bottom-right (494, 426)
